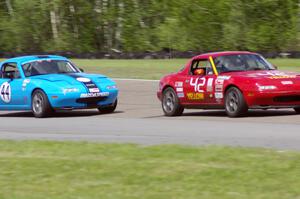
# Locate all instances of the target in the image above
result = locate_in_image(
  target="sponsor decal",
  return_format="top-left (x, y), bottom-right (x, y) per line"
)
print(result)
top-left (214, 78), bottom-right (224, 98)
top-left (76, 77), bottom-right (91, 83)
top-left (269, 76), bottom-right (296, 79)
top-left (89, 88), bottom-right (100, 93)
top-left (256, 71), bottom-right (297, 79)
top-left (0, 82), bottom-right (11, 103)
top-left (215, 93), bottom-right (223, 99)
top-left (281, 81), bottom-right (293, 85)
top-left (80, 92), bottom-right (109, 98)
top-left (187, 92), bottom-right (204, 100)
top-left (177, 93), bottom-right (185, 98)
top-left (207, 78), bottom-right (213, 92)
top-left (215, 85), bottom-right (223, 92)
top-left (175, 81), bottom-right (183, 87)
top-left (175, 81), bottom-right (184, 93)
top-left (217, 76), bottom-right (231, 80)
top-left (176, 87), bottom-right (183, 92)
top-left (67, 74), bottom-right (101, 95)
top-left (22, 79), bottom-right (31, 91)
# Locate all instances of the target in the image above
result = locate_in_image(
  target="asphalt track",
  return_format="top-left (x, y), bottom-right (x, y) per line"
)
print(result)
top-left (0, 79), bottom-right (300, 150)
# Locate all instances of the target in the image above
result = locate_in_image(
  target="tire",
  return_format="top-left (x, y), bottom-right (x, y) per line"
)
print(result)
top-left (224, 87), bottom-right (248, 117)
top-left (294, 107), bottom-right (300, 114)
top-left (98, 99), bottom-right (117, 114)
top-left (31, 89), bottom-right (53, 118)
top-left (162, 87), bottom-right (184, 116)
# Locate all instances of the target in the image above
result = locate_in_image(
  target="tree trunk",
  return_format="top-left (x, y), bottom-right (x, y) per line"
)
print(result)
top-left (5, 0), bottom-right (13, 16)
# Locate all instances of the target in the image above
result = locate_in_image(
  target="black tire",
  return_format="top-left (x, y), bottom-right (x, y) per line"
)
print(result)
top-left (162, 87), bottom-right (184, 116)
top-left (224, 87), bottom-right (248, 117)
top-left (294, 107), bottom-right (300, 114)
top-left (98, 99), bottom-right (117, 114)
top-left (31, 89), bottom-right (53, 118)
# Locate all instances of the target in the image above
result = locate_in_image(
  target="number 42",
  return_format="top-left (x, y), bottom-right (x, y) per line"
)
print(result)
top-left (190, 77), bottom-right (206, 92)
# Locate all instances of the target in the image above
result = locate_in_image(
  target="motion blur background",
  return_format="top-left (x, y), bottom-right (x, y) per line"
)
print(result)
top-left (0, 0), bottom-right (299, 58)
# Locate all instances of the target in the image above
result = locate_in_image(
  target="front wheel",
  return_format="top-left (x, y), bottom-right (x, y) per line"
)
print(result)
top-left (162, 87), bottom-right (184, 116)
top-left (98, 99), bottom-right (117, 114)
top-left (224, 87), bottom-right (248, 117)
top-left (32, 89), bottom-right (53, 118)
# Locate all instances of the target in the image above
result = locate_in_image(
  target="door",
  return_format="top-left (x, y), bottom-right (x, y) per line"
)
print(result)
top-left (0, 62), bottom-right (25, 108)
top-left (183, 59), bottom-right (217, 104)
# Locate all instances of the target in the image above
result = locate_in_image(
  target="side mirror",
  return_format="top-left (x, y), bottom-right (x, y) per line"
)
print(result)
top-left (193, 68), bottom-right (205, 76)
top-left (79, 68), bottom-right (84, 72)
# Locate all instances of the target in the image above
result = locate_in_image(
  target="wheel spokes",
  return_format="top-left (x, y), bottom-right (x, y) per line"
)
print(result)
top-left (163, 91), bottom-right (175, 112)
top-left (33, 93), bottom-right (43, 114)
top-left (227, 91), bottom-right (239, 112)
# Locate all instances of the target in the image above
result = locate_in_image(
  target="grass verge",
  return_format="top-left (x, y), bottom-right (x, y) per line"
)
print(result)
top-left (0, 140), bottom-right (299, 199)
top-left (71, 58), bottom-right (300, 79)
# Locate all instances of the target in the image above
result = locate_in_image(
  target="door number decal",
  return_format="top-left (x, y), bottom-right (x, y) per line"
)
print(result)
top-left (190, 77), bottom-right (206, 92)
top-left (190, 77), bottom-right (214, 93)
top-left (0, 82), bottom-right (11, 103)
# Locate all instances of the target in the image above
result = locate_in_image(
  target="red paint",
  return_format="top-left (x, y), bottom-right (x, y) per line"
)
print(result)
top-left (157, 51), bottom-right (300, 109)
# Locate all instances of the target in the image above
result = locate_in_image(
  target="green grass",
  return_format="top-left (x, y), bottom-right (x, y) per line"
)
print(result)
top-left (71, 58), bottom-right (300, 79)
top-left (1, 58), bottom-right (300, 79)
top-left (0, 140), bottom-right (299, 199)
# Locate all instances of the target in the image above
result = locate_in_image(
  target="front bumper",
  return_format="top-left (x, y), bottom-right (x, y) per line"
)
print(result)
top-left (48, 90), bottom-right (118, 109)
top-left (245, 90), bottom-right (300, 107)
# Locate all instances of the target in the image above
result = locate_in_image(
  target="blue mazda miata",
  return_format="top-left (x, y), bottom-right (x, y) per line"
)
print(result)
top-left (0, 55), bottom-right (118, 117)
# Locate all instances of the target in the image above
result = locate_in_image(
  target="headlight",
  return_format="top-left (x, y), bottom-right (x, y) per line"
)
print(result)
top-left (257, 85), bottom-right (277, 91)
top-left (63, 88), bottom-right (79, 94)
top-left (106, 85), bottom-right (117, 90)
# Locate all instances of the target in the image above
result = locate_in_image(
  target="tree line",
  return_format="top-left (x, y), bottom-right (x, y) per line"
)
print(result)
top-left (0, 0), bottom-right (299, 54)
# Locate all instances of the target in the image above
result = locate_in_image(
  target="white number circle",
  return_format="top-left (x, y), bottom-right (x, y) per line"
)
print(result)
top-left (0, 82), bottom-right (11, 103)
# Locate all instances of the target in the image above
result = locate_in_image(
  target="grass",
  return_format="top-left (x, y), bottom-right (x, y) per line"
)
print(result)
top-left (1, 58), bottom-right (300, 79)
top-left (71, 58), bottom-right (300, 79)
top-left (0, 140), bottom-right (299, 199)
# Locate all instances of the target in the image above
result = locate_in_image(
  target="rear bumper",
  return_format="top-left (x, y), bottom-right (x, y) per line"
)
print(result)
top-left (157, 91), bottom-right (162, 101)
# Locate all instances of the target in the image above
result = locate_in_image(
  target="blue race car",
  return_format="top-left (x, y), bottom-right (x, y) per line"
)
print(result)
top-left (0, 55), bottom-right (118, 118)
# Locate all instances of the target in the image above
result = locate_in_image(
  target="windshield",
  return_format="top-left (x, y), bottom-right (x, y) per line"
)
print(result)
top-left (22, 60), bottom-right (80, 77)
top-left (213, 54), bottom-right (275, 73)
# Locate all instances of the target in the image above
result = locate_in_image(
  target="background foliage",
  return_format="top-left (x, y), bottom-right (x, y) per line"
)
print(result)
top-left (0, 0), bottom-right (299, 53)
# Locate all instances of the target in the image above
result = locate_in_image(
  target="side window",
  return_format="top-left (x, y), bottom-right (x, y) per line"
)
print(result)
top-left (1, 63), bottom-right (21, 79)
top-left (57, 61), bottom-right (75, 73)
top-left (190, 59), bottom-right (212, 75)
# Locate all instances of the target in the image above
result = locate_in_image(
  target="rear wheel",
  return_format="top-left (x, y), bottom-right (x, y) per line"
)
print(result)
top-left (32, 89), bottom-right (53, 118)
top-left (162, 87), bottom-right (184, 116)
top-left (224, 87), bottom-right (248, 117)
top-left (294, 107), bottom-right (300, 114)
top-left (98, 99), bottom-right (117, 114)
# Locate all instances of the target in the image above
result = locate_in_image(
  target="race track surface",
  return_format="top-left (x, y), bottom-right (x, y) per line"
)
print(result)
top-left (0, 79), bottom-right (300, 150)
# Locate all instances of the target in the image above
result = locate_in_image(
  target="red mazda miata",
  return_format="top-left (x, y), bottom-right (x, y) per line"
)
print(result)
top-left (157, 51), bottom-right (300, 117)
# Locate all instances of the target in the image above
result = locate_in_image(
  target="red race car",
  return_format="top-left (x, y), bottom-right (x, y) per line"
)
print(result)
top-left (157, 51), bottom-right (300, 117)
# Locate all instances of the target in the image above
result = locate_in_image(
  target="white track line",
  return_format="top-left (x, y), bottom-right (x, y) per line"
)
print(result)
top-left (113, 78), bottom-right (159, 82)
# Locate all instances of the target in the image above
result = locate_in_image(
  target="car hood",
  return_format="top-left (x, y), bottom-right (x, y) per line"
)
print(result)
top-left (221, 70), bottom-right (300, 90)
top-left (29, 73), bottom-right (107, 85)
